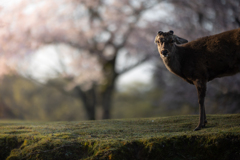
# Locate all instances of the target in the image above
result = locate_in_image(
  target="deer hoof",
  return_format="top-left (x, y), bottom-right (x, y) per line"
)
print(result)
top-left (193, 126), bottom-right (201, 131)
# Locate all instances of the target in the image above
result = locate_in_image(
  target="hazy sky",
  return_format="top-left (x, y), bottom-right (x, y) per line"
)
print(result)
top-left (0, 0), bottom-right (21, 7)
top-left (24, 44), bottom-right (154, 87)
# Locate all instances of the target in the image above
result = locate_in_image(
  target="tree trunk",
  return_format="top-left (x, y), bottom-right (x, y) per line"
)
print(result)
top-left (100, 57), bottom-right (118, 119)
top-left (101, 82), bottom-right (115, 119)
top-left (74, 85), bottom-right (97, 120)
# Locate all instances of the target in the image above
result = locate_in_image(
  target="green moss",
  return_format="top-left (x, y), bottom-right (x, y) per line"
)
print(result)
top-left (0, 136), bottom-right (24, 160)
top-left (0, 114), bottom-right (240, 159)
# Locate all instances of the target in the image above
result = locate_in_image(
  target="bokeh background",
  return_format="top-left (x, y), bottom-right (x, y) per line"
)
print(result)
top-left (0, 0), bottom-right (239, 121)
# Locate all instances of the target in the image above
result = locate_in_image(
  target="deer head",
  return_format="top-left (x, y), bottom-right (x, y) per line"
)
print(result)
top-left (155, 30), bottom-right (188, 58)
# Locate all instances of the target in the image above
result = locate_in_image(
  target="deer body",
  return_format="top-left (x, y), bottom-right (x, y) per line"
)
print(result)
top-left (155, 28), bottom-right (240, 130)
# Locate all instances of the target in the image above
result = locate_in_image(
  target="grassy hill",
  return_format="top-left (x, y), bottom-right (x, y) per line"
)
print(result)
top-left (0, 114), bottom-right (240, 160)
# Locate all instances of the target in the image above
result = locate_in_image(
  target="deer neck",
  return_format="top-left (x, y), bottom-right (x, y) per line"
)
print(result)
top-left (162, 46), bottom-right (182, 77)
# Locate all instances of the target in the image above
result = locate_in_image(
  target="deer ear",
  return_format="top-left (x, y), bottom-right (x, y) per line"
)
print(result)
top-left (158, 31), bottom-right (163, 35)
top-left (174, 35), bottom-right (188, 44)
top-left (169, 30), bottom-right (174, 35)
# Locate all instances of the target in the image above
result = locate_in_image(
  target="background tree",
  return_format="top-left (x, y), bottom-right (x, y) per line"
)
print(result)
top-left (0, 0), bottom-right (160, 120)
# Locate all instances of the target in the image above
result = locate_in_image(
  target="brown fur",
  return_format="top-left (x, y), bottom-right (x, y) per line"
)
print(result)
top-left (155, 28), bottom-right (240, 130)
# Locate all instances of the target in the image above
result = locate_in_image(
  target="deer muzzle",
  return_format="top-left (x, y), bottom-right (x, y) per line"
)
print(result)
top-left (161, 50), bottom-right (168, 57)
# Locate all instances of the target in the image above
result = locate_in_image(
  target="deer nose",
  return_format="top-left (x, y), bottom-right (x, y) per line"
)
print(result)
top-left (161, 50), bottom-right (168, 57)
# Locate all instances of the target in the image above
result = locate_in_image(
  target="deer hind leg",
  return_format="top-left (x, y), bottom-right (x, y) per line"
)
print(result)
top-left (201, 105), bottom-right (207, 128)
top-left (193, 80), bottom-right (207, 131)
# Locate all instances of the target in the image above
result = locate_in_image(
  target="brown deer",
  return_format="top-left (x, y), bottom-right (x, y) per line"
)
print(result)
top-left (155, 28), bottom-right (240, 131)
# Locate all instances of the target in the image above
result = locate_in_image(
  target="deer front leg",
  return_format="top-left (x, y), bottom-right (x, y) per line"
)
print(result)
top-left (193, 80), bottom-right (207, 131)
top-left (203, 105), bottom-right (207, 126)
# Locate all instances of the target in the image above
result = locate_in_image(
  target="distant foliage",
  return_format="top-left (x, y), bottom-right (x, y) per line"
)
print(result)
top-left (0, 75), bottom-right (86, 120)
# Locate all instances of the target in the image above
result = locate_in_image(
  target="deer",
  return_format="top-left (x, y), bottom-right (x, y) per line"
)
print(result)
top-left (154, 28), bottom-right (240, 131)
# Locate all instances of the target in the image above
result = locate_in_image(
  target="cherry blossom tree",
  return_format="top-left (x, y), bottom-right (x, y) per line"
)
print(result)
top-left (0, 0), bottom-right (159, 120)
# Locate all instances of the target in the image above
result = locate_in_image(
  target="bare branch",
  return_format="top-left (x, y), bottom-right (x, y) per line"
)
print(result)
top-left (118, 55), bottom-right (150, 75)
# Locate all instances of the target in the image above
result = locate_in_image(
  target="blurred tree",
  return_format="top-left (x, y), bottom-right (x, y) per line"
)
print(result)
top-left (0, 0), bottom-right (160, 120)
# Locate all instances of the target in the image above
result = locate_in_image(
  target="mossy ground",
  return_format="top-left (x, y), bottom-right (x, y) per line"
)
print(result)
top-left (0, 114), bottom-right (240, 160)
